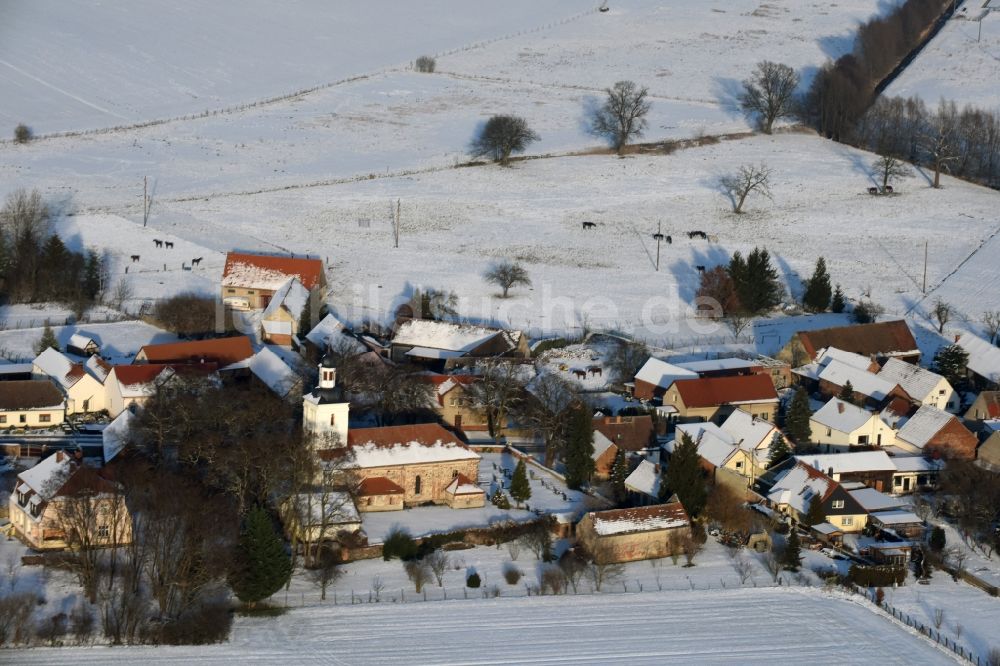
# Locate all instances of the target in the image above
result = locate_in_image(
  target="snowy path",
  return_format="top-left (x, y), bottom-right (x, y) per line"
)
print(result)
top-left (8, 588), bottom-right (957, 664)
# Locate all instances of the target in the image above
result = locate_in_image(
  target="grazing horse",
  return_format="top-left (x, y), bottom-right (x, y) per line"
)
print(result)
top-left (191, 257), bottom-right (203, 266)
top-left (164, 241), bottom-right (174, 249)
top-left (868, 187), bottom-right (879, 195)
top-left (696, 265), bottom-right (706, 272)
top-left (884, 185), bottom-right (894, 193)
top-left (588, 366), bottom-right (603, 377)
top-left (153, 239), bottom-right (163, 248)
top-left (688, 230), bottom-right (708, 240)
top-left (582, 221), bottom-right (596, 230)
top-left (572, 369), bottom-right (587, 379)
top-left (665, 235), bottom-right (672, 244)
top-left (130, 255), bottom-right (140, 262)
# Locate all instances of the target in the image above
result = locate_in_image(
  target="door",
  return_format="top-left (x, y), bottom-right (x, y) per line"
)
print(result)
top-left (902, 477), bottom-right (911, 492)
top-left (454, 414), bottom-right (463, 429)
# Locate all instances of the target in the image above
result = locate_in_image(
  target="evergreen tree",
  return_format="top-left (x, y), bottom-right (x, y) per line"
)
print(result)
top-left (830, 284), bottom-right (846, 313)
top-left (932, 344), bottom-right (969, 387)
top-left (490, 487), bottom-right (511, 509)
top-left (609, 448), bottom-right (629, 504)
top-left (729, 247), bottom-right (781, 314)
top-left (509, 459), bottom-right (531, 508)
top-left (665, 432), bottom-right (707, 518)
top-left (838, 380), bottom-right (856, 405)
top-left (229, 506), bottom-right (292, 607)
top-left (296, 297), bottom-right (313, 340)
top-left (805, 494), bottom-right (825, 526)
top-left (83, 250), bottom-right (103, 302)
top-left (802, 257), bottom-right (832, 313)
top-left (767, 431), bottom-right (792, 469)
top-left (928, 525), bottom-right (946, 553)
top-left (782, 529), bottom-right (802, 572)
top-left (34, 320), bottom-right (60, 355)
top-left (784, 388), bottom-right (812, 444)
top-left (563, 403), bottom-right (595, 490)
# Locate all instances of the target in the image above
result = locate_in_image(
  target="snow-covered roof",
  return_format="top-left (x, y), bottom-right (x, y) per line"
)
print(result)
top-left (795, 451), bottom-right (896, 474)
top-left (810, 397), bottom-right (875, 433)
top-left (103, 408), bottom-right (134, 463)
top-left (676, 357), bottom-right (759, 373)
top-left (634, 357), bottom-right (698, 388)
top-left (85, 355), bottom-right (111, 382)
top-left (672, 422), bottom-right (741, 468)
top-left (720, 409), bottom-right (778, 451)
top-left (33, 347), bottom-right (87, 390)
top-left (624, 459), bottom-right (661, 497)
top-left (16, 451), bottom-right (74, 499)
top-left (955, 333), bottom-right (1000, 384)
top-left (0, 363), bottom-right (33, 375)
top-left (818, 359), bottom-right (895, 401)
top-left (586, 503), bottom-right (689, 536)
top-left (305, 314), bottom-right (364, 354)
top-left (67, 333), bottom-right (97, 350)
top-left (262, 277), bottom-right (310, 322)
top-left (340, 424), bottom-right (480, 468)
top-left (290, 491), bottom-right (360, 526)
top-left (222, 252), bottom-right (324, 291)
top-left (112, 365), bottom-right (176, 398)
top-left (877, 358), bottom-right (946, 402)
top-left (870, 510), bottom-right (923, 526)
top-left (895, 404), bottom-right (954, 449)
top-left (392, 319), bottom-right (521, 354)
top-left (246, 348), bottom-right (298, 397)
top-left (405, 346), bottom-right (468, 360)
top-left (591, 430), bottom-right (615, 461)
top-left (767, 463), bottom-right (834, 515)
top-left (444, 473), bottom-right (483, 496)
top-left (794, 347), bottom-right (873, 382)
top-left (847, 487), bottom-right (905, 513)
top-left (890, 455), bottom-right (943, 473)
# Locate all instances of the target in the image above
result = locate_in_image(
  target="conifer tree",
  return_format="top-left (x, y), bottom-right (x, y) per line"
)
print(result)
top-left (767, 431), bottom-right (792, 469)
top-left (838, 380), bottom-right (856, 405)
top-left (729, 247), bottom-right (781, 314)
top-left (509, 459), bottom-right (531, 508)
top-left (805, 494), bottom-right (825, 526)
top-left (782, 529), bottom-right (802, 572)
top-left (563, 403), bottom-right (595, 490)
top-left (229, 506), bottom-right (292, 607)
top-left (609, 448), bottom-right (629, 504)
top-left (802, 257), bottom-right (832, 313)
top-left (830, 284), bottom-right (846, 313)
top-left (665, 432), bottom-right (707, 518)
top-left (83, 250), bottom-right (103, 301)
top-left (34, 320), bottom-right (60, 355)
top-left (932, 344), bottom-right (969, 387)
top-left (784, 388), bottom-right (812, 445)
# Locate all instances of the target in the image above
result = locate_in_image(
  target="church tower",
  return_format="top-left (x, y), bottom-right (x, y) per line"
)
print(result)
top-left (302, 354), bottom-right (350, 447)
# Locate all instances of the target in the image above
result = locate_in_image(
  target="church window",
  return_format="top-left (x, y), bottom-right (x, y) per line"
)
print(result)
top-left (330, 414), bottom-right (336, 426)
top-left (414, 475), bottom-right (422, 495)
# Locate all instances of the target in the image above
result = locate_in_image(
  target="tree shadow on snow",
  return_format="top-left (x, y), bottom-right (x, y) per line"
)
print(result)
top-left (709, 76), bottom-right (748, 121)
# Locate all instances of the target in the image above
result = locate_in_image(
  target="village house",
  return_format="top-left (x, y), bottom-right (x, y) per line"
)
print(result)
top-left (9, 451), bottom-right (130, 550)
top-left (133, 335), bottom-right (254, 367)
top-left (66, 333), bottom-right (99, 357)
top-left (889, 404), bottom-right (978, 460)
top-left (388, 319), bottom-right (529, 369)
top-left (32, 347), bottom-right (106, 415)
top-left (977, 432), bottom-right (1000, 472)
top-left (260, 277), bottom-right (313, 346)
top-left (809, 398), bottom-right (898, 451)
top-left (631, 357), bottom-right (697, 401)
top-left (104, 364), bottom-right (215, 418)
top-left (777, 320), bottom-right (920, 367)
top-left (813, 359), bottom-right (908, 407)
top-left (765, 462), bottom-right (868, 532)
top-left (632, 356), bottom-right (790, 401)
top-left (669, 422), bottom-right (760, 489)
top-left (623, 459), bottom-right (661, 505)
top-left (660, 374), bottom-right (779, 424)
top-left (877, 358), bottom-right (958, 413)
top-left (964, 390), bottom-right (1000, 425)
top-left (718, 409), bottom-right (786, 468)
top-left (0, 380), bottom-right (66, 429)
top-left (299, 313), bottom-right (364, 364)
top-left (888, 455), bottom-right (943, 494)
top-left (793, 451), bottom-right (896, 493)
top-left (868, 510), bottom-right (926, 540)
top-left (221, 347), bottom-right (301, 399)
top-left (593, 414), bottom-right (657, 453)
top-left (428, 374), bottom-right (485, 433)
top-left (576, 502), bottom-right (691, 564)
top-left (954, 333), bottom-right (1000, 389)
top-left (221, 251), bottom-right (326, 310)
top-left (591, 430), bottom-right (619, 480)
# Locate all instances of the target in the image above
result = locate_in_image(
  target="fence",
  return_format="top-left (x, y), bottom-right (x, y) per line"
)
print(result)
top-left (854, 585), bottom-right (984, 664)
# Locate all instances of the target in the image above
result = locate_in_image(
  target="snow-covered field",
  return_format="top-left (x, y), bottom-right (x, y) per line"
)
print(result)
top-left (6, 586), bottom-right (958, 665)
top-left (885, 7), bottom-right (1000, 108)
top-left (0, 320), bottom-right (177, 363)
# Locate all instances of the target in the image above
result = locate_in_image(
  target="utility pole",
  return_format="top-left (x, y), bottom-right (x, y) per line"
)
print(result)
top-left (143, 176), bottom-right (149, 227)
top-left (652, 221), bottom-right (665, 272)
top-left (392, 198), bottom-right (401, 248)
top-left (922, 240), bottom-right (928, 294)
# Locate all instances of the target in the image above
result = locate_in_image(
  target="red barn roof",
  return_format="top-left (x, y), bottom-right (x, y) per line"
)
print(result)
top-left (222, 252), bottom-right (325, 291)
top-left (136, 336), bottom-right (253, 366)
top-left (797, 321), bottom-right (918, 361)
top-left (671, 374), bottom-right (778, 408)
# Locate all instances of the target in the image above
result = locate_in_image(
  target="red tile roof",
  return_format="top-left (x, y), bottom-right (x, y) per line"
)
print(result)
top-left (136, 336), bottom-right (254, 366)
top-left (593, 415), bottom-right (656, 452)
top-left (357, 476), bottom-right (405, 496)
top-left (671, 374), bottom-right (778, 408)
top-left (797, 321), bottom-right (918, 360)
top-left (112, 363), bottom-right (218, 387)
top-left (0, 380), bottom-right (64, 410)
top-left (346, 423), bottom-right (464, 449)
top-left (223, 252), bottom-right (325, 290)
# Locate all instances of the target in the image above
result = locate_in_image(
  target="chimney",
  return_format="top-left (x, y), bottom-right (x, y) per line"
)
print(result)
top-left (837, 402), bottom-right (845, 413)
top-left (828, 467), bottom-right (834, 476)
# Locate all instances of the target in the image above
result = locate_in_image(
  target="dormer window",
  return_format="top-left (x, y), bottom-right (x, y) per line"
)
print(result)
top-left (29, 503), bottom-right (41, 518)
top-left (832, 500), bottom-right (844, 509)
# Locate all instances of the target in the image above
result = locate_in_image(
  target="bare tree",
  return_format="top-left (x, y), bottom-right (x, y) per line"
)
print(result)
top-left (370, 575), bottom-right (385, 602)
top-left (586, 558), bottom-right (625, 592)
top-left (681, 533), bottom-right (703, 567)
top-left (607, 338), bottom-right (649, 385)
top-left (982, 310), bottom-right (1000, 345)
top-left (591, 80), bottom-right (651, 155)
top-left (931, 298), bottom-right (953, 334)
top-left (720, 163), bottom-right (773, 214)
top-left (109, 277), bottom-right (133, 312)
top-left (725, 311), bottom-right (753, 342)
top-left (538, 565), bottom-right (567, 595)
top-left (517, 373), bottom-right (577, 467)
top-left (732, 553), bottom-right (754, 584)
top-left (740, 61), bottom-right (800, 133)
top-left (871, 153), bottom-right (912, 193)
top-left (763, 550), bottom-right (783, 583)
top-left (425, 550), bottom-right (450, 587)
top-left (404, 559), bottom-right (432, 593)
top-left (506, 539), bottom-right (522, 561)
top-left (946, 546), bottom-right (969, 579)
top-left (470, 115), bottom-right (540, 166)
top-left (308, 543), bottom-right (342, 601)
top-left (466, 360), bottom-right (525, 439)
top-left (519, 521), bottom-right (553, 561)
top-left (558, 550), bottom-right (588, 593)
top-left (922, 102), bottom-right (960, 189)
top-left (414, 56), bottom-right (436, 73)
top-left (483, 260), bottom-right (531, 298)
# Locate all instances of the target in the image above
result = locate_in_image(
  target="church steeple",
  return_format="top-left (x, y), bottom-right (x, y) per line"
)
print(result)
top-left (318, 354), bottom-right (337, 390)
top-left (303, 353), bottom-right (350, 447)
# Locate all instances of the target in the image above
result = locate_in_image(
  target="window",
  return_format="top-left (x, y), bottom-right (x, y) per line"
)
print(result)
top-left (760, 413), bottom-right (768, 420)
top-left (82, 399), bottom-right (90, 412)
top-left (841, 516), bottom-right (853, 526)
top-left (39, 414), bottom-right (51, 423)
top-left (832, 500), bottom-right (844, 509)
top-left (29, 503), bottom-right (40, 518)
top-left (227, 288), bottom-right (236, 294)
top-left (247, 290), bottom-right (255, 295)
top-left (735, 461), bottom-right (743, 469)
top-left (826, 428), bottom-right (832, 437)
top-left (938, 389), bottom-right (946, 395)
top-left (17, 492), bottom-right (26, 507)
top-left (894, 476), bottom-right (902, 487)
top-left (330, 414), bottom-right (336, 426)
top-left (19, 415), bottom-right (26, 424)
top-left (452, 470), bottom-right (459, 478)
top-left (857, 435), bottom-right (869, 445)
top-left (414, 475), bottom-right (422, 495)
top-left (0, 415), bottom-right (5, 424)
top-left (449, 398), bottom-right (457, 407)
top-left (97, 525), bottom-right (109, 539)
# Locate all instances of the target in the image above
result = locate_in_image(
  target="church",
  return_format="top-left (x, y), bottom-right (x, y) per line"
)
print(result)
top-left (303, 356), bottom-right (486, 512)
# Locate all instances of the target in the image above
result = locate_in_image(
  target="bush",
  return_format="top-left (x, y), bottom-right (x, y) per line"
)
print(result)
top-left (153, 292), bottom-right (220, 337)
top-left (466, 572), bottom-right (481, 588)
top-left (14, 123), bottom-right (32, 143)
top-left (382, 528), bottom-right (418, 561)
top-left (156, 603), bottom-right (233, 645)
top-left (851, 300), bottom-right (884, 324)
top-left (490, 488), bottom-right (511, 509)
top-left (502, 563), bottom-right (522, 585)
top-left (415, 56), bottom-right (436, 73)
top-left (848, 564), bottom-right (906, 587)
top-left (928, 526), bottom-right (946, 553)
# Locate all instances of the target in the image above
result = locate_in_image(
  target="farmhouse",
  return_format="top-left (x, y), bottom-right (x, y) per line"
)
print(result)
top-left (777, 320), bottom-right (920, 367)
top-left (765, 462), bottom-right (868, 532)
top-left (32, 347), bottom-right (106, 414)
top-left (9, 451), bottom-right (130, 550)
top-left (954, 333), bottom-right (1000, 389)
top-left (593, 414), bottom-right (656, 452)
top-left (389, 319), bottom-right (529, 368)
top-left (809, 398), bottom-right (897, 451)
top-left (260, 277), bottom-right (312, 346)
top-left (300, 313), bottom-right (364, 363)
top-left (134, 335), bottom-right (254, 367)
top-left (661, 374), bottom-right (778, 424)
top-left (670, 422), bottom-right (760, 487)
top-left (632, 357), bottom-right (697, 401)
top-left (793, 451), bottom-right (896, 492)
top-left (877, 358), bottom-right (958, 412)
top-left (623, 459), bottom-right (661, 504)
top-left (222, 347), bottom-right (301, 399)
top-left (892, 404), bottom-right (978, 460)
top-left (814, 359), bottom-right (906, 406)
top-left (0, 380), bottom-right (65, 429)
top-left (221, 251), bottom-right (326, 310)
top-left (576, 502), bottom-right (691, 564)
top-left (104, 364), bottom-right (219, 418)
